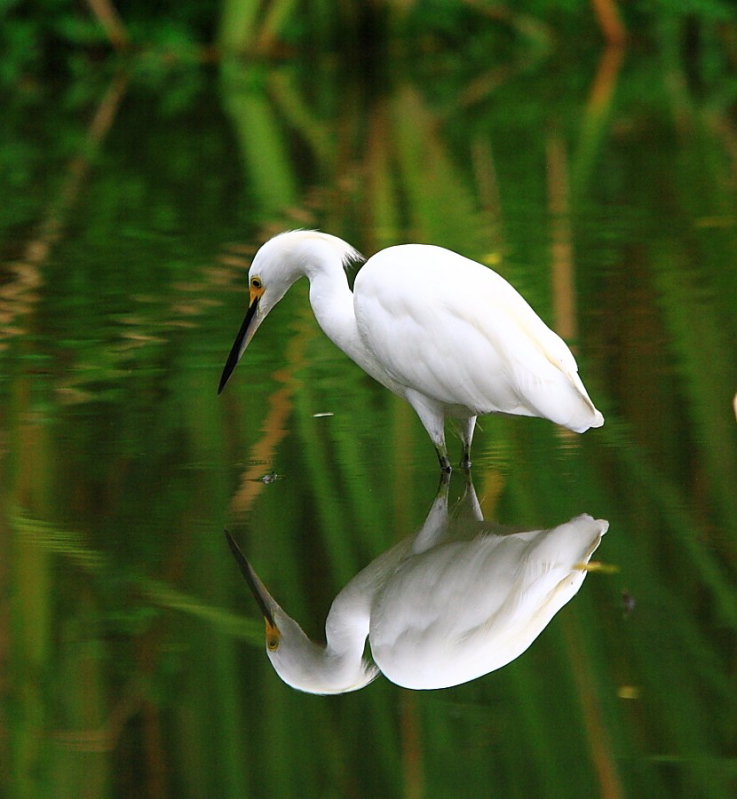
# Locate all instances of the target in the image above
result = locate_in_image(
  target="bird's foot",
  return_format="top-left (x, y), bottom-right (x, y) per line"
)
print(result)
top-left (437, 469), bottom-right (451, 487)
top-left (437, 452), bottom-right (453, 478)
top-left (459, 447), bottom-right (472, 472)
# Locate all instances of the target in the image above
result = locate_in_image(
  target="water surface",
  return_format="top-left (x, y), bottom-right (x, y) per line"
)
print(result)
top-left (3, 44), bottom-right (737, 799)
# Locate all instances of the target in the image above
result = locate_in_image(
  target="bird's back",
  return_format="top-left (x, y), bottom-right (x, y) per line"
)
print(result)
top-left (368, 514), bottom-right (607, 689)
top-left (354, 244), bottom-right (603, 433)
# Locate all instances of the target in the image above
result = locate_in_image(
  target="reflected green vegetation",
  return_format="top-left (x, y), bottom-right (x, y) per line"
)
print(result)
top-left (2, 4), bottom-right (737, 798)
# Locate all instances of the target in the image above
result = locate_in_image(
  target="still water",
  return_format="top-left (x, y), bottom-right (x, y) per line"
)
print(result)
top-left (3, 44), bottom-right (737, 799)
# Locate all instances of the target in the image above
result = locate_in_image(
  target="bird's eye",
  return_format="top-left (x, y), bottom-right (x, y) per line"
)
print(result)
top-left (250, 277), bottom-right (263, 290)
top-left (267, 635), bottom-right (280, 651)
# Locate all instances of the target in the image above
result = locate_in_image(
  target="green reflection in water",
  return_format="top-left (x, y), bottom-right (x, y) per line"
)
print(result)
top-left (2, 28), bottom-right (737, 799)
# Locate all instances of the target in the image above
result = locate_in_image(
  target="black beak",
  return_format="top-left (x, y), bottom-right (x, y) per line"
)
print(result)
top-left (224, 530), bottom-right (277, 629)
top-left (218, 296), bottom-right (260, 394)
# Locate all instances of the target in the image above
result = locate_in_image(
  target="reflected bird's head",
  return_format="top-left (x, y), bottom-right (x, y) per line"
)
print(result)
top-left (225, 532), bottom-right (378, 695)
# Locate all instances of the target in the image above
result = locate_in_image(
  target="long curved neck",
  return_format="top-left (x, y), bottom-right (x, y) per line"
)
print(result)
top-left (307, 264), bottom-right (364, 361)
top-left (307, 262), bottom-right (402, 393)
top-left (273, 612), bottom-right (376, 694)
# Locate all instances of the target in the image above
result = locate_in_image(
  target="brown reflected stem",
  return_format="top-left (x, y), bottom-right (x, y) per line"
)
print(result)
top-left (586, 44), bottom-right (626, 116)
top-left (546, 132), bottom-right (576, 344)
top-left (571, 45), bottom-right (625, 193)
top-left (590, 0), bottom-right (627, 47)
top-left (84, 0), bottom-right (130, 50)
top-left (0, 71), bottom-right (128, 349)
top-left (53, 678), bottom-right (145, 753)
top-left (471, 136), bottom-right (505, 248)
top-left (400, 693), bottom-right (424, 799)
top-left (547, 133), bottom-right (580, 447)
top-left (562, 614), bottom-right (624, 799)
top-left (228, 308), bottom-right (315, 519)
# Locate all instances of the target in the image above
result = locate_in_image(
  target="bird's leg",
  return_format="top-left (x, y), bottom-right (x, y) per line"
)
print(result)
top-left (436, 448), bottom-right (453, 479)
top-left (459, 416), bottom-right (476, 472)
top-left (460, 447), bottom-right (472, 472)
top-left (404, 391), bottom-right (452, 476)
top-left (457, 473), bottom-right (483, 521)
top-left (413, 476), bottom-right (451, 552)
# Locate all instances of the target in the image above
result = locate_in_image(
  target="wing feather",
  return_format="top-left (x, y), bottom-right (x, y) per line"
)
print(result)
top-left (354, 244), bottom-right (601, 430)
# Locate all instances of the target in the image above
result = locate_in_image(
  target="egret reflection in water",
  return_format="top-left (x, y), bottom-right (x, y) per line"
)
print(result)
top-left (227, 481), bottom-right (608, 694)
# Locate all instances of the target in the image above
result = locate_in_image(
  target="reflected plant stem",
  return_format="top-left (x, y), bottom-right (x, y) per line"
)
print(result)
top-left (132, 561), bottom-right (189, 799)
top-left (228, 310), bottom-right (314, 519)
top-left (470, 136), bottom-right (505, 251)
top-left (708, 115), bottom-right (737, 181)
top-left (365, 96), bottom-right (401, 251)
top-left (218, 0), bottom-right (261, 55)
top-left (457, 64), bottom-right (516, 109)
top-left (36, 70), bottom-right (128, 259)
top-left (13, 510), bottom-right (261, 638)
top-left (477, 467), bottom-right (505, 520)
top-left (11, 387), bottom-right (54, 797)
top-left (390, 85), bottom-right (489, 255)
top-left (586, 45), bottom-right (625, 115)
top-left (547, 133), bottom-right (581, 447)
top-left (0, 71), bottom-right (128, 349)
top-left (546, 133), bottom-right (576, 344)
top-left (268, 70), bottom-right (333, 165)
top-left (572, 45), bottom-right (625, 193)
top-left (142, 697), bottom-right (168, 799)
top-left (253, 0), bottom-right (299, 54)
top-left (54, 679), bottom-right (145, 753)
top-left (221, 72), bottom-right (299, 215)
top-left (562, 613), bottom-right (624, 799)
top-left (84, 0), bottom-right (130, 50)
top-left (400, 693), bottom-right (424, 799)
top-left (460, 1), bottom-right (553, 64)
top-left (590, 0), bottom-right (627, 46)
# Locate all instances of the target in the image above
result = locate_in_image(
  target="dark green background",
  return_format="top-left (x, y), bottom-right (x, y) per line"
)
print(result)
top-left (2, 3), bottom-right (737, 797)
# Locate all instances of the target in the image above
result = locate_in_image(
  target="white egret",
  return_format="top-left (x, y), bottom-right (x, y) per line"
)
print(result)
top-left (218, 231), bottom-right (604, 471)
top-left (226, 482), bottom-right (608, 693)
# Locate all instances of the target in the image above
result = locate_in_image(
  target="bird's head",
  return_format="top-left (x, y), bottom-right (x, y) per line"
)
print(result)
top-left (225, 532), bottom-right (379, 695)
top-left (217, 230), bottom-right (362, 394)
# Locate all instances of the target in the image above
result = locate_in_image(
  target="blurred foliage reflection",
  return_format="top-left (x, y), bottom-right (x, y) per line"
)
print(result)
top-left (2, 6), bottom-right (737, 798)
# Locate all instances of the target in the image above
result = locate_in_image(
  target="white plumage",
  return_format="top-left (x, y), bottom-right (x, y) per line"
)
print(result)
top-left (226, 482), bottom-right (608, 693)
top-left (219, 230), bottom-right (603, 470)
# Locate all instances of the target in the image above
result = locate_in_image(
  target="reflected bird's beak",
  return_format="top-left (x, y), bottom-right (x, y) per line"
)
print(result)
top-left (225, 531), bottom-right (282, 646)
top-left (218, 287), bottom-right (263, 394)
